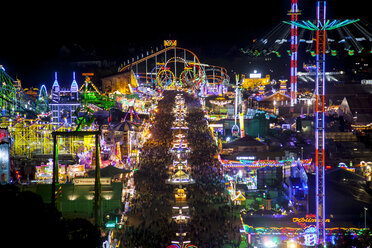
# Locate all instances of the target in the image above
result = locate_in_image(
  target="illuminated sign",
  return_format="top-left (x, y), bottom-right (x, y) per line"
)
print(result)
top-left (292, 215), bottom-right (330, 223)
top-left (292, 217), bottom-right (330, 223)
top-left (209, 123), bottom-right (223, 128)
top-left (105, 222), bottom-right (116, 228)
top-left (249, 70), bottom-right (262, 79)
top-left (74, 177), bottom-right (111, 185)
top-left (361, 79), bottom-right (372, 85)
top-left (236, 156), bottom-right (256, 160)
top-left (164, 40), bottom-right (177, 47)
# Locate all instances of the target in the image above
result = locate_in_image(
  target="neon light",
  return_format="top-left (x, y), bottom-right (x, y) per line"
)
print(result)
top-left (289, 0), bottom-right (300, 106)
top-left (166, 245), bottom-right (180, 248)
top-left (71, 72), bottom-right (79, 92)
top-left (184, 245), bottom-right (198, 248)
top-left (292, 217), bottom-right (330, 223)
top-left (38, 84), bottom-right (48, 99)
top-left (52, 72), bottom-right (60, 92)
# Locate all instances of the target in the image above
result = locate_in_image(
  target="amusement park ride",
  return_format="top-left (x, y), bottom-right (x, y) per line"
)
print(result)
top-left (0, 66), bottom-right (39, 118)
top-left (243, 1), bottom-right (372, 245)
top-left (0, 41), bottom-right (232, 174)
top-left (2, 11), bottom-right (370, 243)
top-left (243, 0), bottom-right (372, 108)
top-left (0, 41), bottom-right (232, 231)
top-left (118, 41), bottom-right (230, 94)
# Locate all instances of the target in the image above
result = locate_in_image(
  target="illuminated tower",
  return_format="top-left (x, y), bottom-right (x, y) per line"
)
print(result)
top-left (315, 1), bottom-right (326, 244)
top-left (70, 72), bottom-right (79, 101)
top-left (286, 1), bottom-right (359, 245)
top-left (51, 72), bottom-right (60, 123)
top-left (51, 72), bottom-right (60, 103)
top-left (288, 0), bottom-right (300, 107)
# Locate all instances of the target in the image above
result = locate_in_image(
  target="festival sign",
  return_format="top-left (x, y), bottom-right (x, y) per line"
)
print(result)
top-left (74, 177), bottom-right (111, 185)
top-left (293, 214), bottom-right (330, 228)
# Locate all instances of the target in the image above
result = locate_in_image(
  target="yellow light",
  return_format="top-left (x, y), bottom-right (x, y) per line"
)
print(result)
top-left (287, 240), bottom-right (297, 248)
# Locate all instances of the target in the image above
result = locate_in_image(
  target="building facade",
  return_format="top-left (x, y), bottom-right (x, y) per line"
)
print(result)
top-left (50, 73), bottom-right (80, 124)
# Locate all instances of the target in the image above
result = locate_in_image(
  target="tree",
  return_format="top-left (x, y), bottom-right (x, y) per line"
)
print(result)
top-left (0, 185), bottom-right (101, 248)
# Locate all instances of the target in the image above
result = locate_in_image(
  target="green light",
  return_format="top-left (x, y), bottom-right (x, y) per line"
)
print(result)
top-left (283, 20), bottom-right (317, 31)
top-left (105, 222), bottom-right (116, 228)
top-left (305, 20), bottom-right (318, 30)
top-left (325, 19), bottom-right (360, 30)
top-left (284, 19), bottom-right (359, 31)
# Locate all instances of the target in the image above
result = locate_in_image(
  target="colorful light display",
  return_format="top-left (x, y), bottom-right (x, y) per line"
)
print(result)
top-left (220, 159), bottom-right (312, 169)
top-left (289, 0), bottom-right (300, 107)
top-left (242, 222), bottom-right (370, 246)
top-left (314, 3), bottom-right (327, 242)
top-left (286, 1), bottom-right (361, 244)
top-left (166, 244), bottom-right (198, 248)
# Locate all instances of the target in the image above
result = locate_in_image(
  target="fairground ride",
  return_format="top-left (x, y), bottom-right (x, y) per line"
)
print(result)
top-left (8, 119), bottom-right (96, 158)
top-left (0, 66), bottom-right (39, 118)
top-left (244, 1), bottom-right (372, 245)
top-left (119, 43), bottom-right (230, 93)
top-left (79, 73), bottom-right (116, 110)
top-left (288, 1), bottom-right (366, 245)
top-left (242, 0), bottom-right (372, 107)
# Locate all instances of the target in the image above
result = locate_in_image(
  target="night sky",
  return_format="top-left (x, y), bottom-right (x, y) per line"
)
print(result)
top-left (1, 0), bottom-right (371, 87)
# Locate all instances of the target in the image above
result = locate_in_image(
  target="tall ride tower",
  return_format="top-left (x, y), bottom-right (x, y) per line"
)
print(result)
top-left (286, 1), bottom-right (359, 245)
top-left (288, 0), bottom-right (300, 107)
top-left (315, 1), bottom-right (326, 244)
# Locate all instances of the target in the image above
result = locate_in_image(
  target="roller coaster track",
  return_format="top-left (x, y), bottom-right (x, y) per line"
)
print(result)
top-left (119, 47), bottom-right (201, 72)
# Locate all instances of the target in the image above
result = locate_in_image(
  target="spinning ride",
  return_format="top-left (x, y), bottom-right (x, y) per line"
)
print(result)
top-left (243, 1), bottom-right (372, 245)
top-left (242, 1), bottom-right (372, 106)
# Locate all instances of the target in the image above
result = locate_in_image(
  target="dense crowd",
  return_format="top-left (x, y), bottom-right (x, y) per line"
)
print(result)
top-left (185, 95), bottom-right (242, 248)
top-left (118, 91), bottom-right (240, 247)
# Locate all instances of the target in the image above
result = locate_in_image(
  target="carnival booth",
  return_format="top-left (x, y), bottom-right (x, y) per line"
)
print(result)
top-left (170, 170), bottom-right (191, 184)
top-left (67, 164), bottom-right (86, 179)
top-left (36, 163), bottom-right (66, 183)
top-left (175, 188), bottom-right (187, 202)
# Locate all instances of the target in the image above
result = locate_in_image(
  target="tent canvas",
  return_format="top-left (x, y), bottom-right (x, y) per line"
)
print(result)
top-left (173, 170), bottom-right (189, 178)
top-left (232, 191), bottom-right (246, 201)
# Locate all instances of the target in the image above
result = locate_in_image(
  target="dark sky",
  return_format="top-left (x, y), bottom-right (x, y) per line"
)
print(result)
top-left (1, 0), bottom-right (371, 87)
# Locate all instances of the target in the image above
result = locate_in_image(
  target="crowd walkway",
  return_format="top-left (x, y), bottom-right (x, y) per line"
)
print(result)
top-left (119, 91), bottom-right (242, 248)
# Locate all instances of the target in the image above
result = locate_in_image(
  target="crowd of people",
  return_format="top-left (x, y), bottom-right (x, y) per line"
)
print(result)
top-left (118, 91), bottom-right (241, 247)
top-left (118, 91), bottom-right (177, 247)
top-left (185, 95), bottom-right (242, 248)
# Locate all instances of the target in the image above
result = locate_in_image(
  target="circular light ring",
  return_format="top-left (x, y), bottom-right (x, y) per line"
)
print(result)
top-left (157, 69), bottom-right (175, 89)
top-left (150, 65), bottom-right (166, 87)
top-left (179, 69), bottom-right (196, 87)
